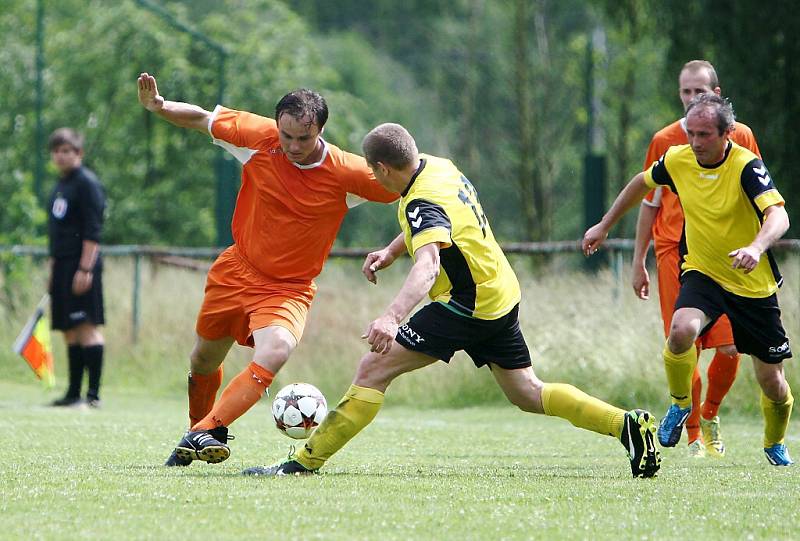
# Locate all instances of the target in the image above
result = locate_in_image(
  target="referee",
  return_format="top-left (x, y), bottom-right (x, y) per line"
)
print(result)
top-left (47, 128), bottom-right (106, 408)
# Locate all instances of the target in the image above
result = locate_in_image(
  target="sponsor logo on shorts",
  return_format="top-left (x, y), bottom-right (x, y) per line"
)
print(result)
top-left (69, 310), bottom-right (87, 321)
top-left (398, 324), bottom-right (425, 344)
top-left (769, 341), bottom-right (791, 355)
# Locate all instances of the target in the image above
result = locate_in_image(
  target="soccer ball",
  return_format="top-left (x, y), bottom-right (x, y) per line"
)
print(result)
top-left (272, 383), bottom-right (328, 439)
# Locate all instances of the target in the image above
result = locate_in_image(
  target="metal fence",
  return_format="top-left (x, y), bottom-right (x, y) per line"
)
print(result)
top-left (5, 239), bottom-right (800, 342)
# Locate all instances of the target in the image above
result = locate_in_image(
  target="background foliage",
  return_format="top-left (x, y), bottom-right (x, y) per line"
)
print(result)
top-left (7, 0), bottom-right (794, 250)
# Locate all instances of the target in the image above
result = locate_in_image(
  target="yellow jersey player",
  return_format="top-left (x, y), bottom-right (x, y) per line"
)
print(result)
top-left (245, 123), bottom-right (661, 479)
top-left (584, 93), bottom-right (793, 466)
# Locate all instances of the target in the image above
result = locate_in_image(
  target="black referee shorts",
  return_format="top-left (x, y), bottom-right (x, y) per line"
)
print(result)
top-left (50, 256), bottom-right (105, 331)
top-left (395, 302), bottom-right (532, 370)
top-left (675, 270), bottom-right (791, 363)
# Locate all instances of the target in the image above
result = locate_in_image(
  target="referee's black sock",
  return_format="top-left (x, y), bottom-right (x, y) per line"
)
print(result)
top-left (84, 344), bottom-right (104, 401)
top-left (65, 344), bottom-right (84, 399)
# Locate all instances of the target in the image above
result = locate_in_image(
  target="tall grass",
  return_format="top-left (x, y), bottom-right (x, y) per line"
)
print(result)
top-left (2, 253), bottom-right (798, 415)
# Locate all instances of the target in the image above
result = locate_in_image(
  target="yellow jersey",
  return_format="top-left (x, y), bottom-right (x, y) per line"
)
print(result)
top-left (644, 141), bottom-right (784, 298)
top-left (397, 154), bottom-right (521, 319)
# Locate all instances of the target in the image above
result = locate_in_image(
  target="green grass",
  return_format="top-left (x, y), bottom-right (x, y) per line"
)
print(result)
top-left (4, 380), bottom-right (800, 541)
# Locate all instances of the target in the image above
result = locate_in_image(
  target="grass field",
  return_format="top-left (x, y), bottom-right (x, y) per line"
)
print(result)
top-left (4, 380), bottom-right (800, 541)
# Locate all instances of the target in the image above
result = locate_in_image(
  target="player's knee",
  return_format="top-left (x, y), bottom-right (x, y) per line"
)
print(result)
top-left (717, 344), bottom-right (738, 357)
top-left (667, 322), bottom-right (697, 353)
top-left (189, 347), bottom-right (221, 373)
top-left (757, 370), bottom-right (788, 402)
top-left (353, 353), bottom-right (393, 390)
top-left (253, 346), bottom-right (291, 373)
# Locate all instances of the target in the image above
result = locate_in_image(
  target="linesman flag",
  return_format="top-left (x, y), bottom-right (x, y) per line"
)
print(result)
top-left (13, 294), bottom-right (55, 389)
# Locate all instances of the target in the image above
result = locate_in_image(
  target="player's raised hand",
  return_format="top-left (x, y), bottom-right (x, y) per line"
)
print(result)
top-left (362, 248), bottom-right (395, 284)
top-left (582, 223), bottom-right (608, 257)
top-left (137, 72), bottom-right (164, 112)
top-left (729, 246), bottom-right (761, 273)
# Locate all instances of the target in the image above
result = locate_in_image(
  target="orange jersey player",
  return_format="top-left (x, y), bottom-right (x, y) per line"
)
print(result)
top-left (632, 60), bottom-right (760, 458)
top-left (137, 73), bottom-right (398, 467)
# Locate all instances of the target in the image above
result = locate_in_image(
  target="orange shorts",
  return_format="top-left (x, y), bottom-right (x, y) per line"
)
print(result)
top-left (656, 245), bottom-right (734, 349)
top-left (195, 246), bottom-right (317, 347)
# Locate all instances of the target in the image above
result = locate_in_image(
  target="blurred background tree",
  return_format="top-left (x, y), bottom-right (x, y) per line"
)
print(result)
top-left (2, 0), bottom-right (795, 250)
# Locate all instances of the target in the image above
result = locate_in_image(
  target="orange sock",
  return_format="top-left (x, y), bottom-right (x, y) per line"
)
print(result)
top-left (191, 362), bottom-right (274, 431)
top-left (188, 367), bottom-right (224, 427)
top-left (686, 364), bottom-right (702, 443)
top-left (702, 350), bottom-right (740, 419)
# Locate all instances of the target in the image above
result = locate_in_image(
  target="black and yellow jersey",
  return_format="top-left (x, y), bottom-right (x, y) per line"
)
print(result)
top-left (397, 154), bottom-right (521, 320)
top-left (644, 141), bottom-right (784, 298)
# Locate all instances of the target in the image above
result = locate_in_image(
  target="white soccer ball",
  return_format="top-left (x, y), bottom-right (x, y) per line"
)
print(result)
top-left (272, 383), bottom-right (328, 439)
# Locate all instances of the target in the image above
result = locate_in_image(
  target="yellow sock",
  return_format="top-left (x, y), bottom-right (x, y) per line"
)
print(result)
top-left (294, 384), bottom-right (384, 470)
top-left (762, 386), bottom-right (794, 447)
top-left (663, 345), bottom-right (696, 408)
top-left (541, 383), bottom-right (625, 438)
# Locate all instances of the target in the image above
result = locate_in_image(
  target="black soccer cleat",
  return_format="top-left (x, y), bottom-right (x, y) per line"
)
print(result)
top-left (51, 395), bottom-right (83, 407)
top-left (242, 460), bottom-right (316, 477)
top-left (172, 428), bottom-right (230, 464)
top-left (165, 426), bottom-right (234, 466)
top-left (620, 409), bottom-right (661, 478)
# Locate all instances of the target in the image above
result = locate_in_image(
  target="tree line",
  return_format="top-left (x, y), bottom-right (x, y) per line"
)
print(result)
top-left (3, 0), bottom-right (796, 251)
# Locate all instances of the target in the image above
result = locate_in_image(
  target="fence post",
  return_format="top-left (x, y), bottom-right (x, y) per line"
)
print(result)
top-left (132, 253), bottom-right (141, 343)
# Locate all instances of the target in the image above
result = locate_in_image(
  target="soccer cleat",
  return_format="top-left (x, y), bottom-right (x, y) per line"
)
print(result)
top-left (242, 459), bottom-right (317, 477)
top-left (657, 404), bottom-right (692, 447)
top-left (687, 439), bottom-right (706, 458)
top-left (51, 395), bottom-right (82, 407)
top-left (620, 409), bottom-right (661, 478)
top-left (165, 426), bottom-right (233, 466)
top-left (699, 415), bottom-right (725, 458)
top-left (86, 398), bottom-right (102, 409)
top-left (171, 427), bottom-right (231, 465)
top-left (764, 444), bottom-right (794, 466)
top-left (165, 426), bottom-right (234, 466)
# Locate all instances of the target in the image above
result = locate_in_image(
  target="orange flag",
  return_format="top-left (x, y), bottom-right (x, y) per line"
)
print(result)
top-left (13, 295), bottom-right (55, 389)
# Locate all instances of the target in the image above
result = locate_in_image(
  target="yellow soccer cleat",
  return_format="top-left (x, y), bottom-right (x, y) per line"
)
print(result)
top-left (700, 416), bottom-right (725, 458)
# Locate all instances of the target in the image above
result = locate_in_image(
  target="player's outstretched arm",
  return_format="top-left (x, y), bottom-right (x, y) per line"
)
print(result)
top-left (631, 202), bottom-right (657, 300)
top-left (137, 72), bottom-right (211, 133)
top-left (729, 204), bottom-right (790, 273)
top-left (583, 172), bottom-right (649, 256)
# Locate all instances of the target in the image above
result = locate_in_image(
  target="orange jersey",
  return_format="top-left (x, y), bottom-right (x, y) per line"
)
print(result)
top-left (209, 106), bottom-right (398, 282)
top-left (642, 119), bottom-right (760, 258)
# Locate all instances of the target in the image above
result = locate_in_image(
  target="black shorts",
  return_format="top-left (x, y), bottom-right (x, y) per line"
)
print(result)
top-left (50, 256), bottom-right (105, 331)
top-left (675, 271), bottom-right (791, 363)
top-left (395, 302), bottom-right (531, 369)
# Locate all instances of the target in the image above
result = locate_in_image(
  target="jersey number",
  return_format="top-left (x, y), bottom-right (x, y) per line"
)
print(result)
top-left (458, 175), bottom-right (487, 238)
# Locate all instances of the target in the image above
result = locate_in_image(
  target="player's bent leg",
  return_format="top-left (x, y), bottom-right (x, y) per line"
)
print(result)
top-left (165, 335), bottom-right (232, 467)
top-left (753, 357), bottom-right (794, 466)
top-left (686, 363), bottom-right (703, 452)
top-left (491, 366), bottom-right (659, 478)
top-left (243, 343), bottom-right (437, 476)
top-left (659, 308), bottom-right (707, 447)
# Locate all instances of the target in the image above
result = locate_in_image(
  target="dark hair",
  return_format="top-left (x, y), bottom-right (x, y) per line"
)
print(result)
top-left (362, 123), bottom-right (418, 169)
top-left (686, 93), bottom-right (735, 135)
top-left (274, 89), bottom-right (328, 129)
top-left (48, 127), bottom-right (84, 152)
top-left (681, 60), bottom-right (720, 89)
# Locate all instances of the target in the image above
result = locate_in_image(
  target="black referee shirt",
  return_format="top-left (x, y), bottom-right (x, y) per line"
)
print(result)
top-left (48, 165), bottom-right (106, 259)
